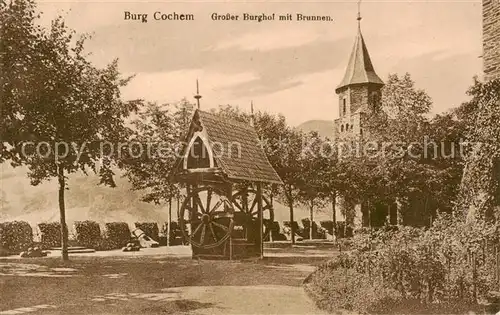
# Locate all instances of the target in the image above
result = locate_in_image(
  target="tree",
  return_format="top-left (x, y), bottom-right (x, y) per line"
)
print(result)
top-left (172, 98), bottom-right (196, 139)
top-left (268, 127), bottom-right (306, 243)
top-left (373, 73), bottom-right (464, 225)
top-left (457, 78), bottom-right (500, 222)
top-left (123, 101), bottom-right (186, 205)
top-left (1, 0), bottom-right (139, 260)
top-left (210, 104), bottom-right (250, 123)
top-left (297, 132), bottom-right (330, 239)
top-left (334, 73), bottom-right (464, 227)
top-left (121, 100), bottom-right (196, 246)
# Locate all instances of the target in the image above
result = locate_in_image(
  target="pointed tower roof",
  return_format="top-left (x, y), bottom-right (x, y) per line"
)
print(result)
top-left (336, 21), bottom-right (384, 93)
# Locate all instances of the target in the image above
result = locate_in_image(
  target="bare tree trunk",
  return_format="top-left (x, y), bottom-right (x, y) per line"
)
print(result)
top-left (332, 191), bottom-right (337, 239)
top-left (58, 166), bottom-right (69, 261)
top-left (287, 186), bottom-right (295, 244)
top-left (309, 200), bottom-right (314, 240)
top-left (177, 195), bottom-right (180, 220)
top-left (167, 197), bottom-right (172, 246)
top-left (289, 199), bottom-right (295, 244)
top-left (257, 183), bottom-right (264, 258)
top-left (269, 190), bottom-right (274, 242)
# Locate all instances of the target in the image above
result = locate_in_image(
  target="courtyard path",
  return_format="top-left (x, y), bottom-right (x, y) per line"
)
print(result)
top-left (0, 246), bottom-right (334, 314)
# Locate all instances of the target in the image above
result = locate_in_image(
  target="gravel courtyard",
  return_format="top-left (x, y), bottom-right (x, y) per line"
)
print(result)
top-left (0, 246), bottom-right (335, 314)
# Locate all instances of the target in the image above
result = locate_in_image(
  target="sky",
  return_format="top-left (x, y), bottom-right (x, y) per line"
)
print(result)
top-left (35, 0), bottom-right (483, 126)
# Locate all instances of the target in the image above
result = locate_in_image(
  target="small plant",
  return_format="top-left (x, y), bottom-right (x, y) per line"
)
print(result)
top-left (306, 214), bottom-right (499, 314)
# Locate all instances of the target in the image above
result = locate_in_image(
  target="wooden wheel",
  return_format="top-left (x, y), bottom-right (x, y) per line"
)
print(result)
top-left (179, 186), bottom-right (234, 249)
top-left (231, 189), bottom-right (274, 241)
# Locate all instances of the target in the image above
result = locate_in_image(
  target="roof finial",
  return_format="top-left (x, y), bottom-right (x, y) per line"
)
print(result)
top-left (250, 100), bottom-right (255, 127)
top-left (357, 0), bottom-right (362, 28)
top-left (194, 79), bottom-right (202, 109)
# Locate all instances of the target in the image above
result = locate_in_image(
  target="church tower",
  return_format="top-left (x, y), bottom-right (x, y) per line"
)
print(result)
top-left (333, 10), bottom-right (384, 139)
top-left (333, 8), bottom-right (389, 232)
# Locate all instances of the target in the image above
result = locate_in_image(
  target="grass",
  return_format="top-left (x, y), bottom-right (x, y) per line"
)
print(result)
top-left (0, 247), bottom-right (332, 314)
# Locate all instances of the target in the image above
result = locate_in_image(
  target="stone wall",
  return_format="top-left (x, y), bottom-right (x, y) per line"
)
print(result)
top-left (337, 88), bottom-right (350, 118)
top-left (349, 85), bottom-right (369, 114)
top-left (484, 0), bottom-right (500, 81)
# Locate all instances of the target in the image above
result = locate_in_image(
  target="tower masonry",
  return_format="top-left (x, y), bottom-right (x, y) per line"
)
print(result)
top-left (483, 0), bottom-right (500, 81)
top-left (333, 14), bottom-right (384, 140)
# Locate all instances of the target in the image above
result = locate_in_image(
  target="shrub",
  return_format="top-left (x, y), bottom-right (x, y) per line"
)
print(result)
top-left (96, 238), bottom-right (116, 251)
top-left (169, 221), bottom-right (188, 245)
top-left (38, 222), bottom-right (62, 249)
top-left (160, 222), bottom-right (185, 246)
top-left (134, 222), bottom-right (159, 241)
top-left (320, 220), bottom-right (334, 235)
top-left (74, 221), bottom-right (101, 249)
top-left (306, 215), bottom-right (497, 314)
top-left (283, 221), bottom-right (303, 237)
top-left (0, 221), bottom-right (33, 253)
top-left (104, 222), bottom-right (131, 249)
top-left (305, 256), bottom-right (401, 313)
top-left (301, 218), bottom-right (326, 239)
top-left (0, 247), bottom-right (9, 257)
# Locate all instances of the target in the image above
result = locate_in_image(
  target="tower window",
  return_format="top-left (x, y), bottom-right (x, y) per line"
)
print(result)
top-left (370, 92), bottom-right (380, 110)
top-left (340, 125), bottom-right (344, 132)
top-left (342, 98), bottom-right (347, 116)
top-left (345, 123), bottom-right (349, 131)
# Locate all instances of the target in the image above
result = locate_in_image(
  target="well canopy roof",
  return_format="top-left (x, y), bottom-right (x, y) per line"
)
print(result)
top-left (174, 109), bottom-right (283, 185)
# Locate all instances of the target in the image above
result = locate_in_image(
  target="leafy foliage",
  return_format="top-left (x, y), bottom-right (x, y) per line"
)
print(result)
top-left (309, 215), bottom-right (498, 313)
top-left (74, 220), bottom-right (101, 249)
top-left (333, 73), bottom-right (466, 226)
top-left (134, 222), bottom-right (160, 241)
top-left (296, 131), bottom-right (332, 238)
top-left (0, 221), bottom-right (33, 253)
top-left (458, 78), bottom-right (500, 221)
top-left (1, 0), bottom-right (139, 259)
top-left (38, 222), bottom-right (62, 248)
top-left (122, 101), bottom-right (187, 204)
top-left (104, 222), bottom-right (131, 249)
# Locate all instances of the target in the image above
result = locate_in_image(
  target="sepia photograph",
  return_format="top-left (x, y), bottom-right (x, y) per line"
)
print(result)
top-left (1, 0), bottom-right (499, 314)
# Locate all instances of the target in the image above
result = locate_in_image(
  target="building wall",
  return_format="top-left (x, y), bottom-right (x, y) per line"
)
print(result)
top-left (349, 85), bottom-right (369, 113)
top-left (337, 88), bottom-right (350, 117)
top-left (484, 0), bottom-right (500, 80)
top-left (333, 113), bottom-right (361, 140)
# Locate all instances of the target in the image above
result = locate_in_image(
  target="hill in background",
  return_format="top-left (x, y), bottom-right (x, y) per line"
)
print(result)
top-left (296, 120), bottom-right (334, 139)
top-left (0, 164), bottom-right (333, 230)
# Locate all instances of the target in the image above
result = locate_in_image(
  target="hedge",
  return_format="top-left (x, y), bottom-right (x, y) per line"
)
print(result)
top-left (283, 221), bottom-right (302, 235)
top-left (134, 222), bottom-right (159, 241)
top-left (74, 220), bottom-right (101, 249)
top-left (301, 218), bottom-right (326, 239)
top-left (0, 221), bottom-right (33, 253)
top-left (0, 247), bottom-right (9, 257)
top-left (38, 222), bottom-right (62, 249)
top-left (320, 220), bottom-right (334, 235)
top-left (167, 221), bottom-right (187, 245)
top-left (336, 221), bottom-right (353, 238)
top-left (104, 222), bottom-right (131, 249)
